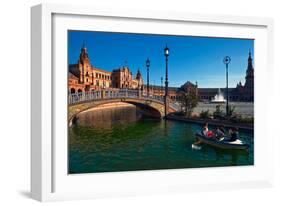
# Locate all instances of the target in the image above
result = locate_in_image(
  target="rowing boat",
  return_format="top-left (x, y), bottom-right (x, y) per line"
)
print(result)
top-left (195, 132), bottom-right (249, 150)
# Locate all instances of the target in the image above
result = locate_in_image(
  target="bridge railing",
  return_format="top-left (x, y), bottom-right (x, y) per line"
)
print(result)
top-left (144, 96), bottom-right (180, 111)
top-left (68, 89), bottom-right (180, 111)
top-left (68, 91), bottom-right (100, 104)
top-left (169, 102), bottom-right (181, 111)
top-left (68, 89), bottom-right (141, 104)
top-left (146, 95), bottom-right (164, 102)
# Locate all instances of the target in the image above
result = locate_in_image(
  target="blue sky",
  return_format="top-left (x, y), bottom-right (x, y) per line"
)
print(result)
top-left (68, 30), bottom-right (254, 88)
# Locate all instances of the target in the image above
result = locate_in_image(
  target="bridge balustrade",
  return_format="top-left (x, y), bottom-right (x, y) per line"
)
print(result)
top-left (68, 89), bottom-right (180, 112)
top-left (69, 89), bottom-right (141, 104)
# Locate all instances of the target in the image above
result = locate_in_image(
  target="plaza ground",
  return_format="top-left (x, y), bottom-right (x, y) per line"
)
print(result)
top-left (193, 102), bottom-right (254, 118)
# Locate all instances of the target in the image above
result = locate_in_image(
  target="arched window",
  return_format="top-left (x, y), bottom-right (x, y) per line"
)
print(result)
top-left (70, 88), bottom-right (76, 94)
top-left (78, 89), bottom-right (82, 93)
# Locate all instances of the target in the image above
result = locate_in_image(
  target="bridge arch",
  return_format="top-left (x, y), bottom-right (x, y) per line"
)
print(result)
top-left (68, 98), bottom-right (178, 126)
top-left (68, 90), bottom-right (179, 126)
top-left (122, 100), bottom-right (162, 118)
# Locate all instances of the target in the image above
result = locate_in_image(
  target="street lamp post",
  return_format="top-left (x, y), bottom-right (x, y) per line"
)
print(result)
top-left (161, 77), bottom-right (163, 96)
top-left (146, 58), bottom-right (150, 97)
top-left (164, 45), bottom-right (169, 117)
top-left (223, 56), bottom-right (231, 116)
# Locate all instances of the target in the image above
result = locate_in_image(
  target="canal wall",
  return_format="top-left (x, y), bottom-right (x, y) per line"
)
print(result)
top-left (166, 114), bottom-right (253, 131)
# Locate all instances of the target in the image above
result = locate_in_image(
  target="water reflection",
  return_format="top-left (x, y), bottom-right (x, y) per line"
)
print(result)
top-left (77, 103), bottom-right (142, 129)
top-left (69, 103), bottom-right (254, 174)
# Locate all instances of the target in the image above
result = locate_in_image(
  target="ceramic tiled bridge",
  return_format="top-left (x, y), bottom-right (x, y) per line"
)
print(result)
top-left (68, 89), bottom-right (180, 121)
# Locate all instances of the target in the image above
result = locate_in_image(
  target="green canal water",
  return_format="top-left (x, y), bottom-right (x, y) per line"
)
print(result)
top-left (69, 104), bottom-right (254, 174)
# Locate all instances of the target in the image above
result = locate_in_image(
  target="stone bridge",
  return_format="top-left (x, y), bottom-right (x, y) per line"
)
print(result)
top-left (68, 89), bottom-right (180, 123)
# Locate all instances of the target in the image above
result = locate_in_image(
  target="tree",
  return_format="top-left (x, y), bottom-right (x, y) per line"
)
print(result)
top-left (178, 82), bottom-right (199, 117)
top-left (200, 110), bottom-right (211, 119)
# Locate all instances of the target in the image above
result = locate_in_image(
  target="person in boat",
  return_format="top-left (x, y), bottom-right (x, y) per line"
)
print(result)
top-left (202, 122), bottom-right (208, 136)
top-left (202, 123), bottom-right (215, 138)
top-left (215, 126), bottom-right (225, 140)
top-left (224, 127), bottom-right (239, 142)
top-left (194, 123), bottom-right (209, 145)
top-left (194, 123), bottom-right (216, 146)
top-left (230, 127), bottom-right (239, 141)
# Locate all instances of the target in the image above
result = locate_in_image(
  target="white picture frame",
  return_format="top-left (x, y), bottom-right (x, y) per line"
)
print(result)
top-left (31, 3), bottom-right (274, 202)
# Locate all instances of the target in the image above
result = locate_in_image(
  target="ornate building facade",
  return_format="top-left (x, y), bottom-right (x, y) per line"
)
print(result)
top-left (197, 52), bottom-right (254, 102)
top-left (111, 67), bottom-right (143, 89)
top-left (68, 45), bottom-right (144, 93)
top-left (69, 45), bottom-right (254, 102)
top-left (141, 52), bottom-right (254, 102)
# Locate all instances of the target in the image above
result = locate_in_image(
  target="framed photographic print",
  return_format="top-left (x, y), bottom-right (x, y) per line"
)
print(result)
top-left (31, 3), bottom-right (274, 201)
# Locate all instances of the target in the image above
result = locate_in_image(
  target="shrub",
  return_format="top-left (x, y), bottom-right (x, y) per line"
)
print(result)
top-left (229, 114), bottom-right (242, 123)
top-left (230, 114), bottom-right (254, 124)
top-left (174, 111), bottom-right (185, 116)
top-left (213, 105), bottom-right (224, 119)
top-left (228, 105), bottom-right (236, 117)
top-left (200, 110), bottom-right (211, 119)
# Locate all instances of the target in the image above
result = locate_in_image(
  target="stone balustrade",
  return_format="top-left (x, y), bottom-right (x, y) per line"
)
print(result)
top-left (68, 89), bottom-right (180, 111)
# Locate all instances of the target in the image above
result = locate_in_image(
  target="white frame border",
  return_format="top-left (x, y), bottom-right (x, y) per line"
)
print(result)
top-left (31, 3), bottom-right (274, 202)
